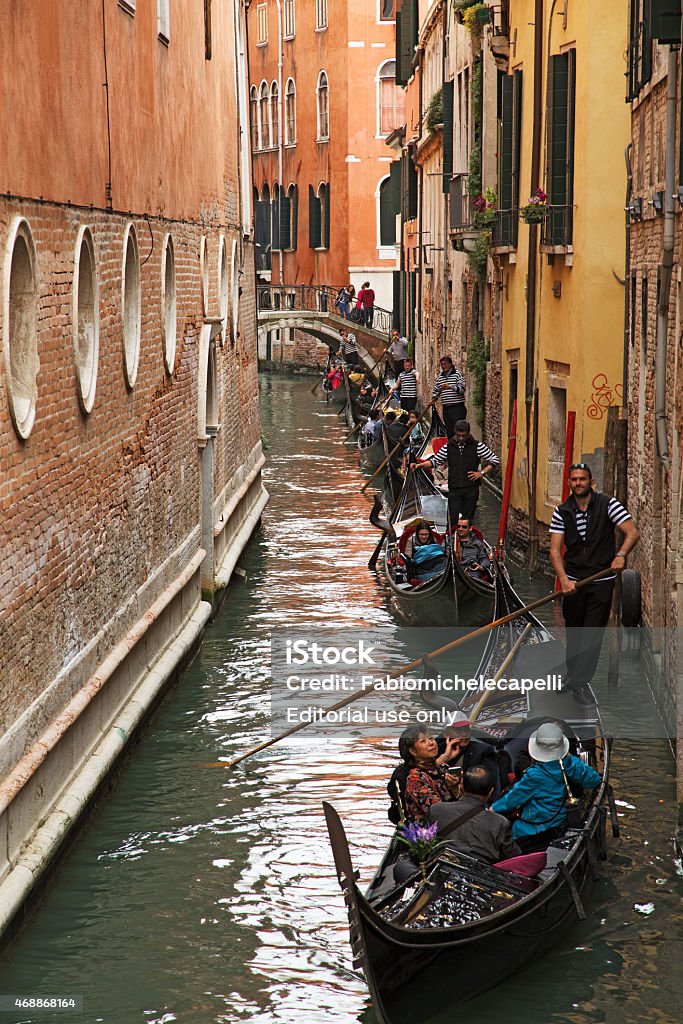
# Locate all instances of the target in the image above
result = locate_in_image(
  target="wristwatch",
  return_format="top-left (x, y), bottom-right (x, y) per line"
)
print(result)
top-left (615, 551), bottom-right (627, 560)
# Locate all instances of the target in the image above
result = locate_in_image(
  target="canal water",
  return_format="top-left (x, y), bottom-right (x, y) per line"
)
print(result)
top-left (1, 374), bottom-right (681, 1024)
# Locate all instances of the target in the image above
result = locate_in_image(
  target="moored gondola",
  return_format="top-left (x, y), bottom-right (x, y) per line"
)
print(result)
top-left (324, 573), bottom-right (619, 1024)
top-left (357, 370), bottom-right (399, 472)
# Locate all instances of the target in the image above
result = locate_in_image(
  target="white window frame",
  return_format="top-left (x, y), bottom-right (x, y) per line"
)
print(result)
top-left (378, 0), bottom-right (395, 22)
top-left (250, 85), bottom-right (260, 150)
top-left (376, 59), bottom-right (404, 138)
top-left (316, 70), bottom-right (329, 142)
top-left (157, 0), bottom-right (170, 43)
top-left (283, 0), bottom-right (295, 39)
top-left (257, 1), bottom-right (268, 45)
top-left (3, 217), bottom-right (39, 439)
top-left (316, 0), bottom-right (328, 31)
top-left (259, 80), bottom-right (270, 148)
top-left (285, 78), bottom-right (296, 145)
top-left (270, 80), bottom-right (279, 150)
top-left (72, 225), bottom-right (100, 413)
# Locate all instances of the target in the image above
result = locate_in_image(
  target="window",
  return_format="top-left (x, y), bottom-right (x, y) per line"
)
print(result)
top-left (283, 0), bottom-right (295, 38)
top-left (495, 69), bottom-right (523, 248)
top-left (272, 182), bottom-right (281, 251)
top-left (316, 0), bottom-right (328, 30)
top-left (257, 1), bottom-right (268, 44)
top-left (3, 218), bottom-right (39, 438)
top-left (316, 71), bottom-right (329, 141)
top-left (543, 50), bottom-right (576, 247)
top-left (218, 236), bottom-right (228, 327)
top-left (270, 82), bottom-right (279, 148)
top-left (230, 239), bottom-right (239, 342)
top-left (395, 0), bottom-right (418, 86)
top-left (250, 86), bottom-right (259, 150)
top-left (287, 184), bottom-right (298, 250)
top-left (161, 234), bottom-right (176, 373)
top-left (204, 0), bottom-right (212, 59)
top-left (200, 236), bottom-right (209, 317)
top-left (379, 0), bottom-right (394, 19)
top-left (255, 184), bottom-right (272, 271)
top-left (379, 168), bottom-right (400, 247)
top-left (73, 226), bottom-right (99, 413)
top-left (157, 0), bottom-right (170, 42)
top-left (378, 60), bottom-right (405, 136)
top-left (546, 385), bottom-right (567, 501)
top-left (508, 364), bottom-right (518, 434)
top-left (260, 81), bottom-right (270, 148)
top-left (309, 183), bottom-right (330, 250)
top-left (122, 224), bottom-right (141, 388)
top-left (285, 78), bottom-right (296, 145)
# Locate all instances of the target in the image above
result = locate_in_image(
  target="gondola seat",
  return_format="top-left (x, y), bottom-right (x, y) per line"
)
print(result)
top-left (492, 852), bottom-right (547, 878)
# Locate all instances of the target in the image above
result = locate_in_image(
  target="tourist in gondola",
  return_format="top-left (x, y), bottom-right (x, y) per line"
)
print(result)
top-left (427, 766), bottom-right (521, 864)
top-left (402, 522), bottom-right (446, 581)
top-left (414, 420), bottom-right (499, 527)
top-left (437, 715), bottom-right (502, 797)
top-left (387, 329), bottom-right (410, 374)
top-left (456, 518), bottom-right (492, 580)
top-left (387, 357), bottom-right (420, 412)
top-left (431, 355), bottom-right (467, 438)
top-left (361, 409), bottom-right (382, 445)
top-left (549, 463), bottom-right (639, 704)
top-left (382, 410), bottom-right (408, 450)
top-left (491, 723), bottom-right (601, 854)
top-left (390, 727), bottom-right (461, 825)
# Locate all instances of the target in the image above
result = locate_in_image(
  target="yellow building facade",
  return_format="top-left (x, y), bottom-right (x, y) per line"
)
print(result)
top-left (498, 1), bottom-right (629, 554)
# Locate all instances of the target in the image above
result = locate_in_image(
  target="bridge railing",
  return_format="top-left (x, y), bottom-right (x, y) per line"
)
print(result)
top-left (257, 284), bottom-right (393, 337)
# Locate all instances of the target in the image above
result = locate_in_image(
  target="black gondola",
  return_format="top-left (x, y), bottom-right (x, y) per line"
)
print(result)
top-left (357, 370), bottom-right (399, 473)
top-left (324, 573), bottom-right (619, 1024)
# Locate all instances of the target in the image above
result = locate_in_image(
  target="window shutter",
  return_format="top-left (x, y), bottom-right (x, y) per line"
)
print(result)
top-left (512, 70), bottom-right (522, 247)
top-left (650, 0), bottom-right (682, 43)
top-left (290, 186), bottom-right (298, 250)
top-left (279, 187), bottom-right (291, 250)
top-left (641, 2), bottom-right (653, 86)
top-left (398, 1), bottom-right (417, 87)
top-left (545, 53), bottom-right (569, 245)
top-left (309, 185), bottom-right (321, 248)
top-left (389, 161), bottom-right (401, 217)
top-left (272, 188), bottom-right (280, 251)
top-left (442, 80), bottom-right (454, 191)
top-left (565, 49), bottom-right (576, 245)
top-left (395, 10), bottom-right (405, 86)
top-left (499, 73), bottom-right (514, 245)
top-left (407, 157), bottom-right (418, 219)
top-left (628, 0), bottom-right (639, 99)
top-left (323, 181), bottom-right (331, 249)
top-left (392, 271), bottom-right (401, 330)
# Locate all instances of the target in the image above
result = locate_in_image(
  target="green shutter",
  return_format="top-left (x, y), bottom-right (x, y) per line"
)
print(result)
top-left (499, 73), bottom-right (514, 244)
top-left (650, 0), bottom-right (682, 43)
top-left (442, 80), bottom-right (454, 191)
top-left (389, 161), bottom-right (401, 216)
top-left (545, 53), bottom-right (569, 245)
top-left (279, 187), bottom-right (291, 250)
top-left (272, 188), bottom-right (280, 251)
top-left (566, 49), bottom-right (576, 245)
top-left (642, 2), bottom-right (653, 85)
top-left (398, 1), bottom-right (417, 86)
top-left (323, 182), bottom-right (330, 249)
top-left (407, 157), bottom-right (418, 219)
top-left (395, 11), bottom-right (405, 86)
top-left (309, 185), bottom-right (321, 249)
top-left (290, 186), bottom-right (298, 250)
top-left (628, 0), bottom-right (638, 100)
top-left (512, 69), bottom-right (522, 247)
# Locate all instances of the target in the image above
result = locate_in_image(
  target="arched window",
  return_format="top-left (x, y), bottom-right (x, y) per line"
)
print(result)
top-left (285, 78), bottom-right (296, 145)
top-left (272, 181), bottom-right (280, 251)
top-left (378, 60), bottom-right (405, 136)
top-left (256, 183), bottom-right (272, 271)
top-left (259, 81), bottom-right (270, 148)
top-left (316, 70), bottom-right (329, 141)
top-left (121, 223), bottom-right (141, 388)
top-left (318, 182), bottom-right (330, 249)
top-left (250, 85), bottom-right (259, 150)
top-left (73, 226), bottom-right (99, 412)
top-left (4, 218), bottom-right (39, 438)
top-left (287, 184), bottom-right (298, 250)
top-left (379, 176), bottom-right (398, 246)
top-left (270, 81), bottom-right (279, 147)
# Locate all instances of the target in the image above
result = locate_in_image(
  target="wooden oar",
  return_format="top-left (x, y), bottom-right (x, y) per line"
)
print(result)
top-left (360, 403), bottom-right (433, 493)
top-left (205, 568), bottom-right (617, 771)
top-left (469, 622), bottom-right (533, 722)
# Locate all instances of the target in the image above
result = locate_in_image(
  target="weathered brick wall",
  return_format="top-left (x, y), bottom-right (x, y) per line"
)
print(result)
top-left (0, 198), bottom-right (259, 734)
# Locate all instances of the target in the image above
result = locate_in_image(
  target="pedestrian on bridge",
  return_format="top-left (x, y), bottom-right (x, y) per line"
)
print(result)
top-left (357, 281), bottom-right (375, 329)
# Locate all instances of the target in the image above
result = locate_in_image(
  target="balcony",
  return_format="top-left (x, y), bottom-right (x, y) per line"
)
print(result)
top-left (491, 207), bottom-right (518, 252)
top-left (540, 205), bottom-right (573, 252)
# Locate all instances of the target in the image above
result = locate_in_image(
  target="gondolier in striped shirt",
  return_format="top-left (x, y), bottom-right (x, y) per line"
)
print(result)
top-left (549, 463), bottom-right (639, 704)
top-left (431, 355), bottom-right (467, 438)
top-left (414, 419), bottom-right (499, 527)
top-left (388, 358), bottom-right (420, 412)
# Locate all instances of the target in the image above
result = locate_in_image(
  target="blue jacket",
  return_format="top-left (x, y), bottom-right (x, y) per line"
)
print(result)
top-left (491, 755), bottom-right (601, 839)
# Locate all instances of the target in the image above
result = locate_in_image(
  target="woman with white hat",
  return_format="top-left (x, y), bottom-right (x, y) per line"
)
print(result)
top-left (491, 723), bottom-right (601, 854)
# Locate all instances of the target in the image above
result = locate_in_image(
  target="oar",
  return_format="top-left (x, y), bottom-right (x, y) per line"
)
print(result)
top-left (206, 567), bottom-right (617, 771)
top-left (360, 403), bottom-right (433, 493)
top-left (469, 622), bottom-right (533, 722)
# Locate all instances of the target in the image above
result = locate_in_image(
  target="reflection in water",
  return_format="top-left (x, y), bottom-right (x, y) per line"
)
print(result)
top-left (0, 376), bottom-right (680, 1024)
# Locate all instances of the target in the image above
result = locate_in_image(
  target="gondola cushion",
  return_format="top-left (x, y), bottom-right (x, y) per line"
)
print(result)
top-left (492, 851), bottom-right (547, 877)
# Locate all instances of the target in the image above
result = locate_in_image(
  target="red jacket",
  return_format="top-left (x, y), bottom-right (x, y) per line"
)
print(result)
top-left (357, 288), bottom-right (375, 308)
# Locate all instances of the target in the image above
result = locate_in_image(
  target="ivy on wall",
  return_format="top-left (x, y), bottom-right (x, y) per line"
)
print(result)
top-left (467, 332), bottom-right (488, 427)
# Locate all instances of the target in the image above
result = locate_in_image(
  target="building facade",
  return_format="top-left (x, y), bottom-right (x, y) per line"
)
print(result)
top-left (0, 0), bottom-right (265, 934)
top-left (247, 0), bottom-right (403, 365)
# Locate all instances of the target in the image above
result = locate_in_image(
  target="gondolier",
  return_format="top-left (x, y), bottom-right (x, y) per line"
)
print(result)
top-left (415, 419), bottom-right (499, 527)
top-left (549, 462), bottom-right (639, 704)
top-left (388, 358), bottom-right (419, 412)
top-left (387, 330), bottom-right (410, 374)
top-left (338, 327), bottom-right (358, 367)
top-left (431, 356), bottom-right (466, 438)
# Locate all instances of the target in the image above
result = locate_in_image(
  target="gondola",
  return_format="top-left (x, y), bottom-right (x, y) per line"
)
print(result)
top-left (369, 436), bottom-right (496, 622)
top-left (324, 572), bottom-right (619, 1024)
top-left (357, 370), bottom-right (399, 473)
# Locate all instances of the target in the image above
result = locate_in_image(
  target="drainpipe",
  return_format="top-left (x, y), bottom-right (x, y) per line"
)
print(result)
top-left (275, 0), bottom-right (284, 285)
top-left (655, 46), bottom-right (677, 471)
top-left (526, 0), bottom-right (544, 569)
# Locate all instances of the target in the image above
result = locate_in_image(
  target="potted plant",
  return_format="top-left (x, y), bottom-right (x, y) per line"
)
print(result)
top-left (472, 187), bottom-right (497, 228)
top-left (520, 187), bottom-right (549, 223)
top-left (424, 88), bottom-right (443, 134)
top-left (463, 2), bottom-right (491, 34)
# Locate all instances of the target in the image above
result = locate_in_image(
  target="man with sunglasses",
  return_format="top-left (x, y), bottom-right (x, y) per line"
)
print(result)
top-left (549, 463), bottom-right (639, 704)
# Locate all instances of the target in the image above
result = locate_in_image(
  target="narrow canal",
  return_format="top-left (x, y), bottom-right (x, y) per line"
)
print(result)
top-left (1, 375), bottom-right (681, 1024)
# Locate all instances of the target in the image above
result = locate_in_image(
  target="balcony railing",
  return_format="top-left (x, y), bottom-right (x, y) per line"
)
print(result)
top-left (491, 207), bottom-right (518, 248)
top-left (540, 204), bottom-right (573, 248)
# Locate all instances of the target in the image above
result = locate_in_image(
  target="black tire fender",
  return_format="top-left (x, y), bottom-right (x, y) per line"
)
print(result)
top-left (620, 568), bottom-right (641, 627)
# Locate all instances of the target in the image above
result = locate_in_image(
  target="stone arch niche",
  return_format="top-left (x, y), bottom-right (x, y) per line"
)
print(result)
top-left (3, 217), bottom-right (39, 439)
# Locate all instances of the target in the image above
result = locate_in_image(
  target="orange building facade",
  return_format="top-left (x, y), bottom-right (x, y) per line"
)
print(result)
top-left (247, 0), bottom-right (403, 361)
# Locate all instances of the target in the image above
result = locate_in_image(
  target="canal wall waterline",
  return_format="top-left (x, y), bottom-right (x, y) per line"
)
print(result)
top-left (0, 464), bottom-right (269, 942)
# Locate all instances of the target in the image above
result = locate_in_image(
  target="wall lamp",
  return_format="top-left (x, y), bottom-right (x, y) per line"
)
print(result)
top-left (626, 197), bottom-right (643, 220)
top-left (649, 191), bottom-right (664, 214)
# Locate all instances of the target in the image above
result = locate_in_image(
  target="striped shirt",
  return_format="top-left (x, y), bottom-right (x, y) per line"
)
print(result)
top-left (550, 494), bottom-right (632, 582)
top-left (396, 369), bottom-right (418, 397)
top-left (549, 496), bottom-right (631, 537)
top-left (430, 439), bottom-right (500, 469)
top-left (432, 367), bottom-right (466, 405)
top-left (340, 333), bottom-right (357, 354)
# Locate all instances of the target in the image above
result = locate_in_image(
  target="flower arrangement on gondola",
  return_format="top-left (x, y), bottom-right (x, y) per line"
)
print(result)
top-left (397, 821), bottom-right (440, 884)
top-left (520, 188), bottom-right (549, 224)
top-left (472, 187), bottom-right (498, 229)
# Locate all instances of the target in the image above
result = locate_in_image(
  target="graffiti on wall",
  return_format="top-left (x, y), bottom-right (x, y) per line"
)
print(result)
top-left (586, 374), bottom-right (623, 420)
